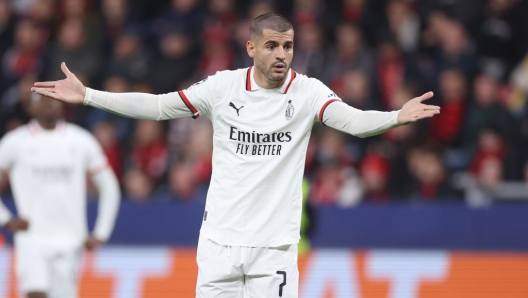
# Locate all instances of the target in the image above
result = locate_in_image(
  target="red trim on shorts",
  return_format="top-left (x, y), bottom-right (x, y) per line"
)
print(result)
top-left (318, 99), bottom-right (342, 125)
top-left (178, 91), bottom-right (200, 119)
top-left (283, 69), bottom-right (296, 94)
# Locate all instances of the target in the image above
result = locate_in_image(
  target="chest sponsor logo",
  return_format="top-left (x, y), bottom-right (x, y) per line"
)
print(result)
top-left (285, 99), bottom-right (294, 120)
top-left (228, 102), bottom-right (244, 116)
top-left (32, 166), bottom-right (73, 183)
top-left (229, 126), bottom-right (292, 156)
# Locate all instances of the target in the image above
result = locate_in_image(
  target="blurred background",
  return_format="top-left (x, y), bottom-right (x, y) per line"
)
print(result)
top-left (1, 0), bottom-right (528, 297)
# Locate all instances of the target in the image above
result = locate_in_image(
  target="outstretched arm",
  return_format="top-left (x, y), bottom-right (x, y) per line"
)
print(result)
top-left (322, 92), bottom-right (440, 137)
top-left (31, 62), bottom-right (193, 120)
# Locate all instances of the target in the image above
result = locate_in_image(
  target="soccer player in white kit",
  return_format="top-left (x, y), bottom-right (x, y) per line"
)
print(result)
top-left (31, 13), bottom-right (440, 298)
top-left (0, 94), bottom-right (121, 298)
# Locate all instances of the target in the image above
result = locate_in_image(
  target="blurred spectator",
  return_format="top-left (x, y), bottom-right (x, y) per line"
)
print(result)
top-left (151, 0), bottom-right (204, 40)
top-left (310, 129), bottom-right (359, 206)
top-left (292, 0), bottom-right (323, 26)
top-left (0, 72), bottom-right (35, 133)
top-left (360, 152), bottom-right (391, 203)
top-left (329, 23), bottom-right (375, 86)
top-left (166, 162), bottom-right (200, 202)
top-left (130, 119), bottom-right (168, 182)
top-left (148, 30), bottom-right (196, 93)
top-left (428, 69), bottom-right (467, 147)
top-left (203, 0), bottom-right (238, 44)
top-left (231, 19), bottom-right (252, 70)
top-left (292, 22), bottom-right (333, 84)
top-left (0, 0), bottom-right (15, 59)
top-left (376, 40), bottom-right (406, 108)
top-left (58, 0), bottom-right (102, 47)
top-left (419, 13), bottom-right (477, 92)
top-left (385, 0), bottom-right (420, 53)
top-left (477, 0), bottom-right (527, 80)
top-left (462, 73), bottom-right (517, 154)
top-left (420, 10), bottom-right (450, 53)
top-left (435, 19), bottom-right (477, 83)
top-left (161, 119), bottom-right (212, 202)
top-left (123, 168), bottom-right (153, 202)
top-left (180, 119), bottom-right (213, 185)
top-left (337, 70), bottom-right (377, 110)
top-left (45, 18), bottom-right (100, 82)
top-left (456, 156), bottom-right (503, 207)
top-left (290, 0), bottom-right (342, 36)
top-left (343, 0), bottom-right (366, 23)
top-left (469, 129), bottom-right (506, 176)
top-left (1, 19), bottom-right (44, 88)
top-left (92, 120), bottom-right (123, 181)
top-left (508, 53), bottom-right (528, 113)
top-left (200, 21), bottom-right (234, 77)
top-left (406, 147), bottom-right (455, 200)
top-left (101, 0), bottom-right (140, 52)
top-left (28, 0), bottom-right (55, 30)
top-left (107, 29), bottom-right (151, 82)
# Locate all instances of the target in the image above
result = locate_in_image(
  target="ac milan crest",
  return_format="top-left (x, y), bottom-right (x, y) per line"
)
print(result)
top-left (285, 100), bottom-right (294, 120)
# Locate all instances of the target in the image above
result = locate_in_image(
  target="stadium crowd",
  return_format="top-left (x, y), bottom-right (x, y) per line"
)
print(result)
top-left (1, 0), bottom-right (528, 207)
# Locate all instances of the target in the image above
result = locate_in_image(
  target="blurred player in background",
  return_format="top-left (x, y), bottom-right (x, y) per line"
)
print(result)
top-left (0, 93), bottom-right (121, 298)
top-left (31, 13), bottom-right (439, 298)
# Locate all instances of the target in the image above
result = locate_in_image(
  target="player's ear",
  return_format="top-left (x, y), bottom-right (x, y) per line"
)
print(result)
top-left (246, 40), bottom-right (255, 58)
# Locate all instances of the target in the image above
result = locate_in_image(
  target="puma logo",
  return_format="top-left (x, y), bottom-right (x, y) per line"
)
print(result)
top-left (229, 102), bottom-right (244, 116)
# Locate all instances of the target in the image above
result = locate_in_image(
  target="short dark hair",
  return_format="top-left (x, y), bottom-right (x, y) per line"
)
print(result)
top-left (250, 13), bottom-right (293, 39)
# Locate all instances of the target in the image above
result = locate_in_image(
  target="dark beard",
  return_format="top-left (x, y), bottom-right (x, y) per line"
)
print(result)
top-left (255, 58), bottom-right (288, 82)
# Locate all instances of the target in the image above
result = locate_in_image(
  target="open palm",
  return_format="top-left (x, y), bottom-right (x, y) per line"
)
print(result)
top-left (397, 91), bottom-right (440, 124)
top-left (31, 62), bottom-right (86, 104)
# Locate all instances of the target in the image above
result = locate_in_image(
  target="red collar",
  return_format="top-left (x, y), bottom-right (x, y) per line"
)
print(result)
top-left (28, 120), bottom-right (67, 136)
top-left (246, 66), bottom-right (297, 94)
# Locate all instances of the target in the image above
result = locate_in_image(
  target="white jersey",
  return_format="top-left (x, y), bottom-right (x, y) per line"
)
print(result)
top-left (0, 121), bottom-right (110, 249)
top-left (181, 67), bottom-right (343, 247)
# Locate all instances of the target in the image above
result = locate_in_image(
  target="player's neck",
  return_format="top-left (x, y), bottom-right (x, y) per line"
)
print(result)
top-left (253, 68), bottom-right (286, 89)
top-left (35, 118), bottom-right (58, 130)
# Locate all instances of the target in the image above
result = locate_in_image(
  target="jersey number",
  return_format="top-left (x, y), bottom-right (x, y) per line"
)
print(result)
top-left (276, 271), bottom-right (286, 297)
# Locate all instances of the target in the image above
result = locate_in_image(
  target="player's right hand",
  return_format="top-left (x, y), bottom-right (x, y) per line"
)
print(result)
top-left (5, 218), bottom-right (29, 232)
top-left (31, 62), bottom-right (86, 105)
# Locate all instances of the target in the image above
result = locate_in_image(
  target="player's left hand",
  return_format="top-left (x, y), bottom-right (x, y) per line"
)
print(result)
top-left (84, 235), bottom-right (105, 251)
top-left (5, 218), bottom-right (29, 232)
top-left (397, 92), bottom-right (440, 125)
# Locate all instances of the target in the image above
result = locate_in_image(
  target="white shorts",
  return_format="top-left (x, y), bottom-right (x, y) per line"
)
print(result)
top-left (196, 235), bottom-right (299, 298)
top-left (15, 243), bottom-right (82, 297)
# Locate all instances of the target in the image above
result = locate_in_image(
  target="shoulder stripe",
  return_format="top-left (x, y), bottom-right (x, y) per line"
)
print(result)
top-left (319, 99), bottom-right (342, 125)
top-left (283, 69), bottom-right (296, 94)
top-left (178, 91), bottom-right (200, 119)
top-left (89, 161), bottom-right (110, 176)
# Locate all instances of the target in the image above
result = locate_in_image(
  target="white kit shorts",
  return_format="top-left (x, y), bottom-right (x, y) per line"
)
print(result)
top-left (196, 235), bottom-right (299, 298)
top-left (15, 243), bottom-right (82, 297)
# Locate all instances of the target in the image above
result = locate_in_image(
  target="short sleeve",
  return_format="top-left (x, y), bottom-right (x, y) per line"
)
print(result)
top-left (178, 74), bottom-right (219, 119)
top-left (307, 78), bottom-right (343, 124)
top-left (82, 131), bottom-right (109, 175)
top-left (0, 134), bottom-right (16, 171)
